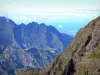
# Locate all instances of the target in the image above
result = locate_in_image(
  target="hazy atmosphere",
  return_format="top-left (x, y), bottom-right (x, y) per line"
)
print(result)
top-left (0, 0), bottom-right (100, 35)
top-left (0, 0), bottom-right (100, 75)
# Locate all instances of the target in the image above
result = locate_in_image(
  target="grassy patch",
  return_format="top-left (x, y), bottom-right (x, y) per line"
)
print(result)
top-left (87, 46), bottom-right (100, 59)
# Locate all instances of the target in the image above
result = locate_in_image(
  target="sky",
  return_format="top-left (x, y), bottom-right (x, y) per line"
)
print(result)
top-left (0, 0), bottom-right (100, 35)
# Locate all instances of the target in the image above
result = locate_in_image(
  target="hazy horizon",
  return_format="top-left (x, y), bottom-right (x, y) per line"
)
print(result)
top-left (0, 0), bottom-right (100, 35)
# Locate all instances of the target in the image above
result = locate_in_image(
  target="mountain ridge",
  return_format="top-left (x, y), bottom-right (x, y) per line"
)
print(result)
top-left (0, 16), bottom-right (73, 75)
top-left (17, 16), bottom-right (100, 75)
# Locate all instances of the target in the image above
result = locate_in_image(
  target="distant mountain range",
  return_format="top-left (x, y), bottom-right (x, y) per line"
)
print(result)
top-left (0, 16), bottom-right (73, 75)
top-left (17, 16), bottom-right (100, 75)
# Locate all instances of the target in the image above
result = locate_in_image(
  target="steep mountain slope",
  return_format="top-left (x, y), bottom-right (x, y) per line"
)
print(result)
top-left (0, 16), bottom-right (73, 75)
top-left (12, 18), bottom-right (73, 68)
top-left (0, 17), bottom-right (35, 75)
top-left (17, 16), bottom-right (100, 75)
top-left (13, 22), bottom-right (72, 51)
top-left (0, 17), bottom-right (14, 45)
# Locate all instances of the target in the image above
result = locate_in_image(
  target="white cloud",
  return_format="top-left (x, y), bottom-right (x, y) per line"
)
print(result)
top-left (66, 30), bottom-right (78, 35)
top-left (58, 25), bottom-right (63, 28)
top-left (19, 16), bottom-right (28, 20)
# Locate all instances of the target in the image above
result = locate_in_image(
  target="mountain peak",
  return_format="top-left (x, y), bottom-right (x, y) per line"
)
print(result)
top-left (0, 16), bottom-right (9, 23)
top-left (17, 16), bottom-right (100, 75)
top-left (20, 23), bottom-right (25, 25)
top-left (0, 16), bottom-right (73, 75)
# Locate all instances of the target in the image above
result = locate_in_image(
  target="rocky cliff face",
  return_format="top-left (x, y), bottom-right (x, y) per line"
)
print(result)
top-left (0, 17), bottom-right (14, 45)
top-left (14, 22), bottom-right (72, 51)
top-left (17, 16), bottom-right (100, 75)
top-left (12, 17), bottom-right (73, 68)
top-left (0, 16), bottom-right (73, 75)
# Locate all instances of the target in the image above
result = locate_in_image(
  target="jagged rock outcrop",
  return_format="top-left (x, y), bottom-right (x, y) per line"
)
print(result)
top-left (17, 16), bottom-right (100, 75)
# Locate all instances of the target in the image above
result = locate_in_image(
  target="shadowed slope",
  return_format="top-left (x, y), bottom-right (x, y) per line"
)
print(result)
top-left (17, 16), bottom-right (100, 75)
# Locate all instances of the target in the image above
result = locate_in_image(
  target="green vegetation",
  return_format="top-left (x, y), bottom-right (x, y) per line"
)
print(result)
top-left (3, 53), bottom-right (9, 59)
top-left (12, 42), bottom-right (20, 49)
top-left (63, 54), bottom-right (70, 64)
top-left (87, 46), bottom-right (100, 59)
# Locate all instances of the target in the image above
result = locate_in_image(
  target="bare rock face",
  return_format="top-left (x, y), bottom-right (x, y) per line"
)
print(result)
top-left (0, 17), bottom-right (14, 45)
top-left (17, 16), bottom-right (100, 75)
